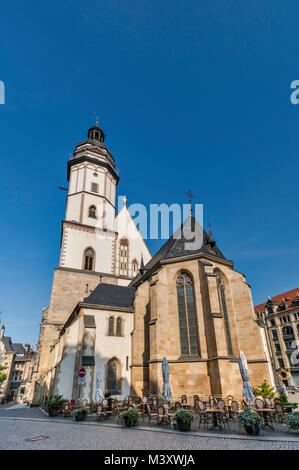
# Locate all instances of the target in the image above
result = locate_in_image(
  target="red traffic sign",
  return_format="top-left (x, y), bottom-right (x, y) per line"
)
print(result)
top-left (78, 368), bottom-right (86, 378)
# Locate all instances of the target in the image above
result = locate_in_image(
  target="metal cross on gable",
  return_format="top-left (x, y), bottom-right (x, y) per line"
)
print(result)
top-left (185, 189), bottom-right (195, 205)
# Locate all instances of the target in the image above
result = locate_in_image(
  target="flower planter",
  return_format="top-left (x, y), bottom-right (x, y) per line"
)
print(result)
top-left (177, 421), bottom-right (191, 432)
top-left (48, 408), bottom-right (58, 417)
top-left (244, 423), bottom-right (260, 435)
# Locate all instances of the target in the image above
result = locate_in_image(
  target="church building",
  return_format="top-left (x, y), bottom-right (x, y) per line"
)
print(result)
top-left (32, 122), bottom-right (273, 403)
top-left (31, 122), bottom-right (151, 402)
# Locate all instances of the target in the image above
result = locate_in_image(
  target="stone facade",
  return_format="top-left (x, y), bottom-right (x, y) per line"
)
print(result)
top-left (50, 305), bottom-right (133, 401)
top-left (131, 253), bottom-right (272, 400)
top-left (255, 288), bottom-right (299, 389)
top-left (0, 326), bottom-right (35, 404)
top-left (32, 124), bottom-right (150, 403)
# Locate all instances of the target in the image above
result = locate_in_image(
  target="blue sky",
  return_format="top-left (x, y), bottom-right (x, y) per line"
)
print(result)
top-left (0, 0), bottom-right (298, 346)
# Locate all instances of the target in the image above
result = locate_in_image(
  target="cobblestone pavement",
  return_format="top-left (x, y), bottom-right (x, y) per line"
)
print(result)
top-left (1, 405), bottom-right (299, 450)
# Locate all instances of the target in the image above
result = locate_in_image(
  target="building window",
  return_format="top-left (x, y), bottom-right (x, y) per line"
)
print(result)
top-left (216, 275), bottom-right (233, 356)
top-left (88, 205), bottom-right (97, 218)
top-left (105, 359), bottom-right (120, 395)
top-left (84, 248), bottom-right (95, 271)
top-left (272, 330), bottom-right (278, 341)
top-left (91, 182), bottom-right (98, 193)
top-left (278, 358), bottom-right (284, 369)
top-left (116, 317), bottom-right (122, 336)
top-left (119, 239), bottom-right (129, 276)
top-left (270, 319), bottom-right (275, 327)
top-left (132, 259), bottom-right (138, 275)
top-left (108, 317), bottom-right (114, 336)
top-left (282, 326), bottom-right (295, 338)
top-left (176, 273), bottom-right (200, 356)
top-left (275, 343), bottom-right (281, 353)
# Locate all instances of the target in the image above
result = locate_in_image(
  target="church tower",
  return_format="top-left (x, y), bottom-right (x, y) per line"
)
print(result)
top-left (32, 122), bottom-right (151, 402)
top-left (60, 121), bottom-right (119, 274)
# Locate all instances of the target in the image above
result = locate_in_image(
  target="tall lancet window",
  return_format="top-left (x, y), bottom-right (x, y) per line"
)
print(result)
top-left (119, 238), bottom-right (129, 276)
top-left (84, 248), bottom-right (95, 271)
top-left (106, 358), bottom-right (120, 394)
top-left (176, 273), bottom-right (200, 356)
top-left (108, 316), bottom-right (114, 336)
top-left (216, 275), bottom-right (233, 356)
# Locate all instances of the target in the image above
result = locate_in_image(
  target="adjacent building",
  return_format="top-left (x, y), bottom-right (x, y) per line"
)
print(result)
top-left (0, 325), bottom-right (35, 403)
top-left (255, 288), bottom-right (299, 389)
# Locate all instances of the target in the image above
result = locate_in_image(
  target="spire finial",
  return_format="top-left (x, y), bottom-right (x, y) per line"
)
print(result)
top-left (94, 112), bottom-right (99, 127)
top-left (139, 254), bottom-right (145, 275)
top-left (185, 189), bottom-right (195, 215)
top-left (121, 196), bottom-right (128, 207)
top-left (208, 221), bottom-right (214, 242)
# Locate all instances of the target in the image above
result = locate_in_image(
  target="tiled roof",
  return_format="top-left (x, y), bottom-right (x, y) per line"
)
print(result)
top-left (255, 287), bottom-right (299, 312)
top-left (83, 283), bottom-right (136, 309)
top-left (1, 337), bottom-right (27, 355)
top-left (130, 215), bottom-right (227, 287)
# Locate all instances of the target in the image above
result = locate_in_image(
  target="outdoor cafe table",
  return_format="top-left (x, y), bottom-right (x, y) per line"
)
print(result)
top-left (255, 408), bottom-right (275, 430)
top-left (204, 408), bottom-right (225, 431)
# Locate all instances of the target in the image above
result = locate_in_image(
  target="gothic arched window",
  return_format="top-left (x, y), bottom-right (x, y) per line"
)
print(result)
top-left (116, 317), bottom-right (122, 336)
top-left (88, 205), bottom-right (97, 218)
top-left (84, 248), bottom-right (95, 271)
top-left (119, 239), bottom-right (129, 276)
top-left (176, 273), bottom-right (200, 356)
top-left (105, 358), bottom-right (120, 394)
top-left (108, 316), bottom-right (114, 336)
top-left (216, 275), bottom-right (233, 356)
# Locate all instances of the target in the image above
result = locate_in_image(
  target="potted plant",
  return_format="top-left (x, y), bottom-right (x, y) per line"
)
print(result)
top-left (285, 412), bottom-right (299, 431)
top-left (238, 406), bottom-right (261, 435)
top-left (120, 409), bottom-right (139, 427)
top-left (279, 391), bottom-right (297, 413)
top-left (46, 395), bottom-right (65, 417)
top-left (253, 381), bottom-right (275, 400)
top-left (174, 410), bottom-right (194, 432)
top-left (71, 407), bottom-right (88, 422)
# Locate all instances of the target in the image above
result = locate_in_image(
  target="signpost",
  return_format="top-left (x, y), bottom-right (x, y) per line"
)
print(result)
top-left (77, 368), bottom-right (86, 402)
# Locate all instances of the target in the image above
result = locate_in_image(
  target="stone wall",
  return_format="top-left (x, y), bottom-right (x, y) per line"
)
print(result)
top-left (131, 255), bottom-right (271, 399)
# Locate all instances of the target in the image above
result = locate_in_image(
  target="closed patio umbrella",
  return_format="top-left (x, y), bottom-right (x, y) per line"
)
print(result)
top-left (95, 367), bottom-right (104, 402)
top-left (238, 350), bottom-right (254, 405)
top-left (162, 357), bottom-right (172, 402)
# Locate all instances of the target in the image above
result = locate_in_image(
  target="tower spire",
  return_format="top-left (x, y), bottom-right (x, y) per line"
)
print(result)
top-left (185, 189), bottom-right (195, 215)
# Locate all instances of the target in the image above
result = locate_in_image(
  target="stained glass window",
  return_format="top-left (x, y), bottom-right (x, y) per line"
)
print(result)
top-left (106, 359), bottom-right (118, 394)
top-left (216, 275), bottom-right (233, 356)
top-left (176, 273), bottom-right (200, 356)
top-left (108, 317), bottom-right (114, 336)
top-left (116, 317), bottom-right (122, 336)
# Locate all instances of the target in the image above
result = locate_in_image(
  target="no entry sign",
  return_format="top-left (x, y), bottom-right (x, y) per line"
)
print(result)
top-left (78, 368), bottom-right (86, 378)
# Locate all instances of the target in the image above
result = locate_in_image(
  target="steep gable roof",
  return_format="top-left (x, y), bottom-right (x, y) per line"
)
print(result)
top-left (129, 215), bottom-right (228, 287)
top-left (1, 337), bottom-right (26, 354)
top-left (83, 282), bottom-right (136, 309)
